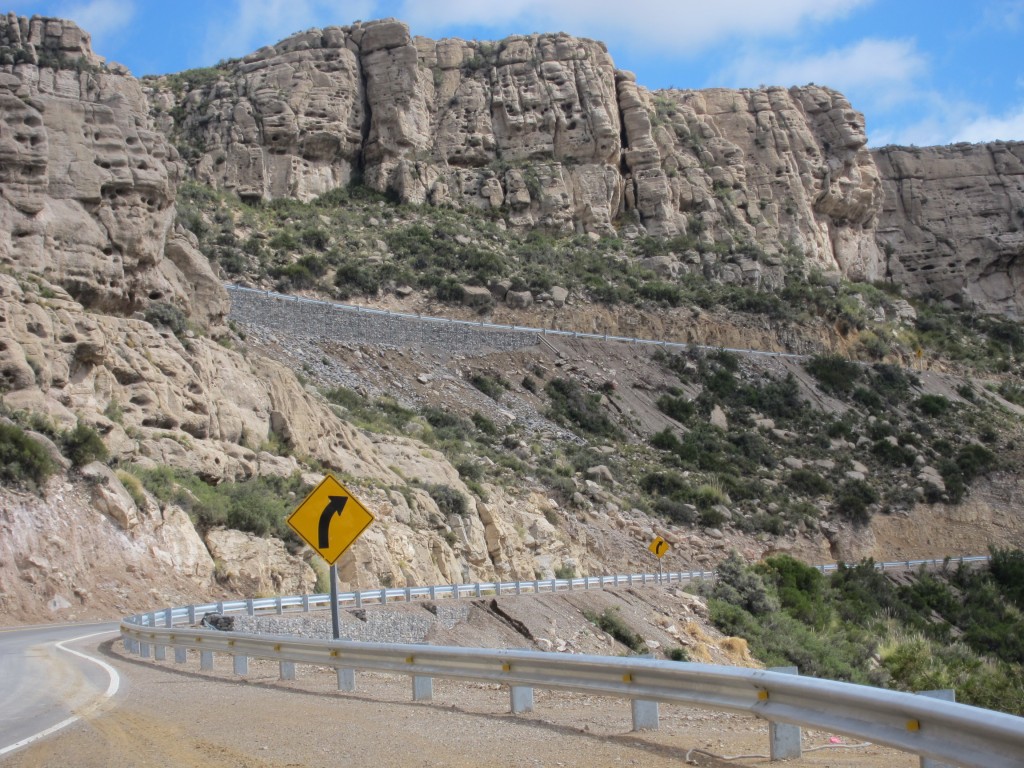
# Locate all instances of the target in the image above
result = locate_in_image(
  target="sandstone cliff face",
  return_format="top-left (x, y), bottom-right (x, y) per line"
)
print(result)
top-left (0, 14), bottom-right (225, 325)
top-left (154, 20), bottom-right (882, 280)
top-left (874, 142), bottom-right (1024, 317)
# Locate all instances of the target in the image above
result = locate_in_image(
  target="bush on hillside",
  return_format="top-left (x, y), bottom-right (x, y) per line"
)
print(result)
top-left (0, 422), bottom-right (56, 490)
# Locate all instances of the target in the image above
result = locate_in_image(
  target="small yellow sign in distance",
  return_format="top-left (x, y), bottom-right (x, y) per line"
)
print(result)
top-left (648, 536), bottom-right (670, 559)
top-left (287, 475), bottom-right (375, 565)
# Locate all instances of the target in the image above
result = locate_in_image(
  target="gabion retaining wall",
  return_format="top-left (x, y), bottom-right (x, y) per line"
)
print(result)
top-left (227, 286), bottom-right (542, 356)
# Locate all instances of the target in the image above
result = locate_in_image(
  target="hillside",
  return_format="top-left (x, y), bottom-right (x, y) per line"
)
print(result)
top-left (1, 11), bottom-right (1023, 645)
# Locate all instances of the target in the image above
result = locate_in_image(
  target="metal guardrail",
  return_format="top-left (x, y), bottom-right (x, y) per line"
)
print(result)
top-left (122, 556), bottom-right (993, 626)
top-left (225, 283), bottom-right (804, 359)
top-left (120, 555), bottom-right (1022, 766)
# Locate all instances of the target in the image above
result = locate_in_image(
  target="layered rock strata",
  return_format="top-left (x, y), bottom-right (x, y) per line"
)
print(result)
top-left (153, 20), bottom-right (883, 279)
top-left (874, 142), bottom-right (1024, 317)
top-left (0, 13), bottom-right (225, 324)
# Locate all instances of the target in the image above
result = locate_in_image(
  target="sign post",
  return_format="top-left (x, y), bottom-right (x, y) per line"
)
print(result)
top-left (648, 536), bottom-right (670, 583)
top-left (287, 475), bottom-right (375, 640)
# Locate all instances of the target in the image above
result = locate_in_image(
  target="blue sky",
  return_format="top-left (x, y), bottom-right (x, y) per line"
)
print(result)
top-left (10, 0), bottom-right (1024, 146)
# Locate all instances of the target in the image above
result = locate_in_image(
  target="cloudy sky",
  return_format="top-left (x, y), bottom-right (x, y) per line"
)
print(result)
top-left (11, 0), bottom-right (1024, 146)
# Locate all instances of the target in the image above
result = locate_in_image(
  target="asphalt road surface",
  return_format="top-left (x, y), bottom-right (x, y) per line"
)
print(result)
top-left (0, 621), bottom-right (121, 758)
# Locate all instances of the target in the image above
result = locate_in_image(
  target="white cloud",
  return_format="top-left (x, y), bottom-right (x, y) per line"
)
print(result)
top-left (718, 38), bottom-right (926, 93)
top-left (202, 0), bottom-right (378, 64)
top-left (393, 0), bottom-right (873, 53)
top-left (979, 0), bottom-right (1024, 32)
top-left (55, 0), bottom-right (134, 39)
top-left (953, 106), bottom-right (1024, 143)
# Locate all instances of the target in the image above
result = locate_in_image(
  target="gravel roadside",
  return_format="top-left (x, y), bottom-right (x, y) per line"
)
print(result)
top-left (2, 636), bottom-right (917, 768)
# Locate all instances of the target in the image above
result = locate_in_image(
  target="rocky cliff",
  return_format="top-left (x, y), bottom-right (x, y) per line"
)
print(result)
top-left (3, 14), bottom-right (1024, 624)
top-left (874, 142), bottom-right (1024, 318)
top-left (151, 19), bottom-right (883, 281)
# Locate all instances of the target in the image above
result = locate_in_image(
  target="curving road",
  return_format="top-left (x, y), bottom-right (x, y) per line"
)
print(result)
top-left (0, 621), bottom-right (120, 758)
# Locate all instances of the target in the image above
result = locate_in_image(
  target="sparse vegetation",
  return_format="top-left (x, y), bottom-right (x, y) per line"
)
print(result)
top-left (703, 551), bottom-right (1024, 716)
top-left (0, 422), bottom-right (56, 491)
top-left (129, 465), bottom-right (310, 540)
top-left (583, 607), bottom-right (648, 654)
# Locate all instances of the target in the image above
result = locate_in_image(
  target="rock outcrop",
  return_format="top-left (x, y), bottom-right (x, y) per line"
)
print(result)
top-left (0, 13), bottom-right (225, 325)
top-left (153, 20), bottom-right (883, 280)
top-left (874, 142), bottom-right (1024, 317)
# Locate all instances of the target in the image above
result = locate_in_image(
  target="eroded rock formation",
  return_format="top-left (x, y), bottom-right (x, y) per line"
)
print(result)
top-left (154, 20), bottom-right (883, 279)
top-left (874, 142), bottom-right (1024, 317)
top-left (0, 13), bottom-right (225, 325)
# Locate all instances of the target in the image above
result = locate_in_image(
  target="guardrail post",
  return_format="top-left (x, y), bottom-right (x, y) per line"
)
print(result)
top-left (233, 653), bottom-right (248, 676)
top-left (404, 587), bottom-right (412, 602)
top-left (355, 590), bottom-right (363, 608)
top-left (154, 642), bottom-right (166, 661)
top-left (246, 599), bottom-right (254, 616)
top-left (631, 699), bottom-right (659, 731)
top-left (279, 660), bottom-right (296, 681)
top-left (164, 608), bottom-right (173, 627)
top-left (475, 583), bottom-right (482, 598)
top-left (918, 690), bottom-right (956, 768)
top-left (516, 581), bottom-right (522, 596)
top-left (174, 646), bottom-right (187, 663)
top-left (275, 597), bottom-right (283, 615)
top-left (429, 586), bottom-right (437, 600)
top-left (200, 650), bottom-right (214, 670)
top-left (302, 595), bottom-right (310, 612)
top-left (139, 638), bottom-right (151, 658)
top-left (510, 686), bottom-right (534, 713)
top-left (188, 605), bottom-right (196, 624)
top-left (380, 588), bottom-right (387, 604)
top-left (412, 676), bottom-right (433, 702)
top-left (337, 668), bottom-right (356, 692)
top-left (768, 666), bottom-right (802, 760)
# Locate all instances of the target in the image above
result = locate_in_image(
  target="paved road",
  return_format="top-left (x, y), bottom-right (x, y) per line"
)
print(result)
top-left (0, 621), bottom-right (120, 758)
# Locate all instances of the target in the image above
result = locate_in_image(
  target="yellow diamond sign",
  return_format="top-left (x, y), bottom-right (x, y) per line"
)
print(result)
top-left (648, 536), bottom-right (670, 559)
top-left (287, 475), bottom-right (375, 565)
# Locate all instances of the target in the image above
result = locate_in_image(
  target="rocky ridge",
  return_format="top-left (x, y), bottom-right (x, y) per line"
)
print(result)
top-left (152, 20), bottom-right (883, 283)
top-left (874, 142), bottom-right (1024, 317)
top-left (2, 14), bottom-right (1024, 626)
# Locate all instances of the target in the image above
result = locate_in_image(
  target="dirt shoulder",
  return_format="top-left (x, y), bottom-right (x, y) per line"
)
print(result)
top-left (3, 633), bottom-right (917, 768)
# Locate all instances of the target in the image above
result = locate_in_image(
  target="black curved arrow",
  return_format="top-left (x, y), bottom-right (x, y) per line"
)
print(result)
top-left (654, 540), bottom-right (667, 556)
top-left (319, 496), bottom-right (348, 549)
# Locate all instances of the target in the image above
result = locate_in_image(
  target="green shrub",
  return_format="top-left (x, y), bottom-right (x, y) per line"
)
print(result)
top-left (583, 608), bottom-right (647, 653)
top-left (805, 355), bottom-right (861, 396)
top-left (130, 465), bottom-right (309, 539)
top-left (834, 479), bottom-right (879, 523)
top-left (656, 393), bottom-right (694, 421)
top-left (916, 394), bottom-right (951, 417)
top-left (554, 563), bottom-right (575, 579)
top-left (470, 412), bottom-right (499, 436)
top-left (667, 646), bottom-right (689, 661)
top-left (469, 374), bottom-right (507, 401)
top-left (545, 378), bottom-right (621, 438)
top-left (61, 422), bottom-right (108, 467)
top-left (427, 484), bottom-right (468, 516)
top-left (786, 469), bottom-right (832, 496)
top-left (143, 302), bottom-right (188, 335)
top-left (0, 422), bottom-right (56, 490)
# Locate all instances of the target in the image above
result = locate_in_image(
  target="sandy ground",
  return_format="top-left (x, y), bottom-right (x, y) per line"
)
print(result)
top-left (2, 635), bottom-right (919, 768)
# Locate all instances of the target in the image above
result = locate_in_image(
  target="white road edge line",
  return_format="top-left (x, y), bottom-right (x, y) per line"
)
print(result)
top-left (0, 630), bottom-right (121, 757)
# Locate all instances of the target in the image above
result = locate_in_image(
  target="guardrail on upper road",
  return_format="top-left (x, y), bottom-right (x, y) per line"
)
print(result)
top-left (121, 555), bottom-right (1018, 766)
top-left (123, 556), bottom-right (991, 628)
